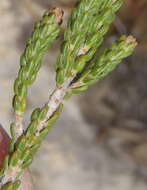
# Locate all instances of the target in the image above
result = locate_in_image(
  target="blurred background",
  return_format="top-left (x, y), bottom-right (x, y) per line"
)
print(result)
top-left (0, 0), bottom-right (147, 189)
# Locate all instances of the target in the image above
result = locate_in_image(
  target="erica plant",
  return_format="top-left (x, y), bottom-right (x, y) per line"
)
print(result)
top-left (0, 0), bottom-right (137, 189)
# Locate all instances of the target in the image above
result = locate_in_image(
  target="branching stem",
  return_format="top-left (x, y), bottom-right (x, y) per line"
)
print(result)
top-left (37, 77), bottom-right (73, 134)
top-left (1, 77), bottom-right (74, 186)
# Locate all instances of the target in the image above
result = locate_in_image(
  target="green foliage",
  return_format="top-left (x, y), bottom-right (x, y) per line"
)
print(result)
top-left (13, 8), bottom-right (63, 115)
top-left (0, 104), bottom-right (63, 182)
top-left (0, 0), bottom-right (137, 189)
top-left (70, 35), bottom-right (137, 94)
top-left (56, 0), bottom-right (123, 85)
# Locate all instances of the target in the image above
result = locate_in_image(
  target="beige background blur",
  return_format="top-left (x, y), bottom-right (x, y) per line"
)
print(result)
top-left (1, 0), bottom-right (147, 190)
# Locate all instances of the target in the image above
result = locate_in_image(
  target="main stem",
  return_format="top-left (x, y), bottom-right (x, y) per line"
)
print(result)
top-left (15, 113), bottom-right (24, 139)
top-left (1, 77), bottom-right (73, 186)
top-left (36, 77), bottom-right (73, 134)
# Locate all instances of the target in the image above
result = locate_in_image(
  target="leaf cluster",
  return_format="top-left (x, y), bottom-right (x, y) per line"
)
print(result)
top-left (0, 1), bottom-right (137, 189)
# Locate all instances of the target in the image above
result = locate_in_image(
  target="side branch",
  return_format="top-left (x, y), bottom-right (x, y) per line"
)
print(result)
top-left (12, 8), bottom-right (63, 140)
